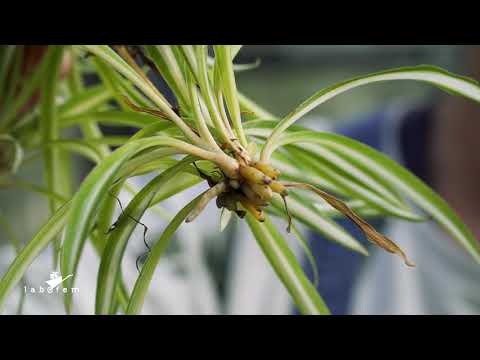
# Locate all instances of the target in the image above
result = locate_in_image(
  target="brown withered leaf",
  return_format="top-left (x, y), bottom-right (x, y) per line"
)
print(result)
top-left (282, 182), bottom-right (415, 267)
top-left (121, 95), bottom-right (171, 120)
top-left (121, 95), bottom-right (201, 137)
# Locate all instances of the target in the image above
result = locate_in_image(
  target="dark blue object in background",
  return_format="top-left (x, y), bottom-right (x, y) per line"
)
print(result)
top-left (295, 105), bottom-right (434, 315)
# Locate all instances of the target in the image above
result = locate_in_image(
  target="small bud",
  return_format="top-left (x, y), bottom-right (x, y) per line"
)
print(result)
top-left (239, 165), bottom-right (272, 185)
top-left (251, 161), bottom-right (281, 180)
top-left (269, 181), bottom-right (288, 196)
top-left (241, 183), bottom-right (268, 206)
top-left (239, 200), bottom-right (265, 222)
top-left (249, 183), bottom-right (273, 202)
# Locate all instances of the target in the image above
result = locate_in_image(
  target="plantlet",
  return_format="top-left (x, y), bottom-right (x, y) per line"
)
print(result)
top-left (1, 45), bottom-right (480, 315)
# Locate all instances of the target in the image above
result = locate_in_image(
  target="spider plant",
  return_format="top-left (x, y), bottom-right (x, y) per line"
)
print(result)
top-left (1, 45), bottom-right (480, 315)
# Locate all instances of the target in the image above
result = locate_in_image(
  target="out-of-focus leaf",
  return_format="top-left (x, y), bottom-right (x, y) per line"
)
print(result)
top-left (0, 134), bottom-right (23, 176)
top-left (246, 124), bottom-right (424, 221)
top-left (213, 45), bottom-right (247, 147)
top-left (60, 135), bottom-right (200, 312)
top-left (1, 46), bottom-right (50, 128)
top-left (261, 65), bottom-right (480, 160)
top-left (95, 157), bottom-right (195, 314)
top-left (143, 46), bottom-right (189, 107)
top-left (246, 214), bottom-right (330, 315)
top-left (126, 193), bottom-right (204, 314)
top-left (58, 84), bottom-right (112, 118)
top-left (61, 110), bottom-right (172, 130)
top-left (40, 46), bottom-right (68, 267)
top-left (61, 142), bottom-right (140, 313)
top-left (0, 202), bottom-right (70, 313)
top-left (290, 223), bottom-right (320, 288)
top-left (276, 130), bottom-right (480, 264)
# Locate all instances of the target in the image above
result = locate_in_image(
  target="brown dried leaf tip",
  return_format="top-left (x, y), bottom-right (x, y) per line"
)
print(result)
top-left (282, 182), bottom-right (415, 267)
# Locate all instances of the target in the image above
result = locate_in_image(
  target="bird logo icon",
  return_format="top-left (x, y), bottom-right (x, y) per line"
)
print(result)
top-left (45, 272), bottom-right (73, 289)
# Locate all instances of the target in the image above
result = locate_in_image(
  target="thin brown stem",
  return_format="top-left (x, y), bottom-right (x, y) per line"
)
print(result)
top-left (281, 194), bottom-right (293, 233)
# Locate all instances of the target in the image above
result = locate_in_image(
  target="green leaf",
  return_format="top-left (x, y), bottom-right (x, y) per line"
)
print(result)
top-left (246, 214), bottom-right (330, 315)
top-left (290, 223), bottom-right (320, 288)
top-left (61, 110), bottom-right (172, 130)
top-left (1, 46), bottom-right (51, 129)
top-left (207, 56), bottom-right (261, 73)
top-left (76, 46), bottom-right (177, 124)
top-left (2, 47), bottom-right (24, 114)
top-left (285, 146), bottom-right (422, 221)
top-left (88, 230), bottom-right (130, 313)
top-left (67, 52), bottom-right (112, 162)
top-left (0, 134), bottom-right (23, 176)
top-left (126, 193), bottom-right (204, 314)
top-left (238, 92), bottom-right (277, 120)
top-left (150, 171), bottom-right (202, 205)
top-left (247, 123), bottom-right (424, 221)
top-left (60, 135), bottom-right (197, 312)
top-left (0, 45), bottom-right (16, 104)
top-left (90, 55), bottom-right (134, 112)
top-left (60, 142), bottom-right (140, 313)
top-left (0, 202), bottom-right (71, 313)
top-left (35, 139), bottom-right (104, 164)
top-left (115, 148), bottom-right (179, 182)
top-left (95, 157), bottom-right (195, 314)
top-left (274, 129), bottom-right (480, 264)
top-left (72, 47), bottom-right (197, 144)
top-left (261, 65), bottom-right (480, 160)
top-left (213, 46), bottom-right (248, 147)
top-left (0, 210), bottom-right (27, 314)
top-left (143, 45), bottom-right (189, 107)
top-left (33, 137), bottom-right (130, 165)
top-left (40, 46), bottom-right (68, 267)
top-left (230, 45), bottom-right (243, 60)
top-left (40, 46), bottom-right (67, 213)
top-left (0, 178), bottom-right (68, 203)
top-left (270, 193), bottom-right (368, 255)
top-left (58, 84), bottom-right (113, 118)
top-left (269, 149), bottom-right (344, 194)
top-left (193, 45), bottom-right (232, 146)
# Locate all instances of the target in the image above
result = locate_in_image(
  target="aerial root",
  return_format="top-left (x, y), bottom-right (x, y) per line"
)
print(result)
top-left (136, 251), bottom-right (150, 273)
top-left (107, 191), bottom-right (151, 255)
top-left (281, 194), bottom-right (293, 233)
top-left (121, 95), bottom-right (171, 121)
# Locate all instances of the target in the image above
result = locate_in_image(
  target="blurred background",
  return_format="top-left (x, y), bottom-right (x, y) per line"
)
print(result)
top-left (1, 45), bottom-right (477, 315)
top-left (236, 45), bottom-right (459, 122)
